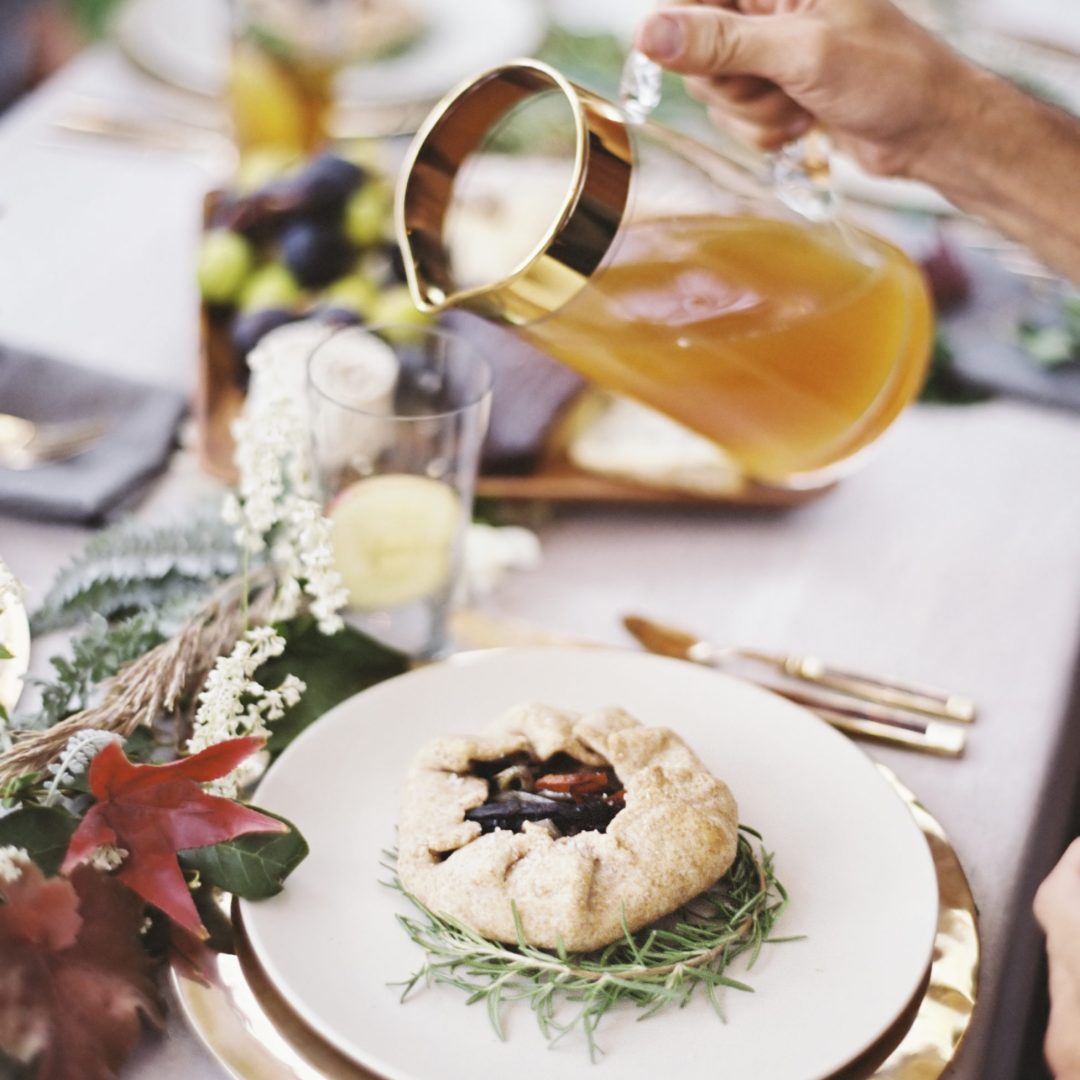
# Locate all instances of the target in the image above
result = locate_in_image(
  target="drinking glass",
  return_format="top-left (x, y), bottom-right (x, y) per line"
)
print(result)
top-left (307, 323), bottom-right (492, 658)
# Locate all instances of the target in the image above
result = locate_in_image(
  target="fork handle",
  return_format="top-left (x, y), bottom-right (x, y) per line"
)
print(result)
top-left (744, 650), bottom-right (976, 723)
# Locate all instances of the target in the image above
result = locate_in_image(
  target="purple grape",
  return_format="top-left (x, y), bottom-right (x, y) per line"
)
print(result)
top-left (310, 305), bottom-right (365, 328)
top-left (378, 240), bottom-right (409, 284)
top-left (230, 307), bottom-right (299, 360)
top-left (280, 220), bottom-right (356, 288)
top-left (284, 154), bottom-right (366, 218)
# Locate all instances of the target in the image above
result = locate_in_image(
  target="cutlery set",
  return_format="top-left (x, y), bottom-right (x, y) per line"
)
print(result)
top-left (0, 411), bottom-right (111, 469)
top-left (622, 615), bottom-right (973, 757)
top-left (451, 609), bottom-right (974, 757)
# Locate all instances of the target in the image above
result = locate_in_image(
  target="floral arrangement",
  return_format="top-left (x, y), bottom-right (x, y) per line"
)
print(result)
top-left (0, 510), bottom-right (356, 1077)
top-left (0, 336), bottom-right (538, 1077)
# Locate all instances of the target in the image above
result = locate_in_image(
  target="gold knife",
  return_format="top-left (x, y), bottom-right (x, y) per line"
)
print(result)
top-left (623, 615), bottom-right (976, 723)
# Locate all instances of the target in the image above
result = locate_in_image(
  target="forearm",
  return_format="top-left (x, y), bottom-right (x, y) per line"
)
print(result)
top-left (909, 65), bottom-right (1080, 283)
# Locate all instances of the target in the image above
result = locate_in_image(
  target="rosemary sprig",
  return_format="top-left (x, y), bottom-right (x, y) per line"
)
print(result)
top-left (389, 827), bottom-right (793, 1060)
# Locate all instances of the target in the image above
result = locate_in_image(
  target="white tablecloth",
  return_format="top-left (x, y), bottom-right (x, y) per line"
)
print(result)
top-left (3, 15), bottom-right (1080, 1079)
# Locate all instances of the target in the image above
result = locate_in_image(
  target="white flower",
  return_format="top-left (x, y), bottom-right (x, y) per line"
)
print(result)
top-left (188, 626), bottom-right (307, 797)
top-left (227, 327), bottom-right (347, 635)
top-left (0, 845), bottom-right (31, 885)
top-left (460, 524), bottom-right (542, 600)
top-left (88, 844), bottom-right (128, 873)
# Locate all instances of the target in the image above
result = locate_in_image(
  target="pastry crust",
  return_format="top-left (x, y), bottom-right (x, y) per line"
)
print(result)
top-left (397, 702), bottom-right (739, 952)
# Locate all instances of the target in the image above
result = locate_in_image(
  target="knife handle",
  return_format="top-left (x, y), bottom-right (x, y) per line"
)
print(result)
top-left (744, 650), bottom-right (977, 723)
top-left (812, 708), bottom-right (966, 758)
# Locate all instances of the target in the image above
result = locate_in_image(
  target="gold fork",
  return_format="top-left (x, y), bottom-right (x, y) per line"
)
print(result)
top-left (0, 412), bottom-right (111, 470)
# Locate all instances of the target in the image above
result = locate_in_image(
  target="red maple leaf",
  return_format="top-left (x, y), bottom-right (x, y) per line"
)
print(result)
top-left (61, 736), bottom-right (286, 937)
top-left (0, 861), bottom-right (163, 1080)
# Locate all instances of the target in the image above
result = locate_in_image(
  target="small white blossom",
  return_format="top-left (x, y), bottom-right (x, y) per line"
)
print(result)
top-left (88, 844), bottom-right (128, 873)
top-left (0, 845), bottom-right (31, 885)
top-left (188, 627), bottom-right (307, 797)
top-left (460, 524), bottom-right (542, 600)
top-left (227, 332), bottom-right (347, 634)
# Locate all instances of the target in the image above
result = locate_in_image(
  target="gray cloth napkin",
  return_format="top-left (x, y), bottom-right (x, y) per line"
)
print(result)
top-left (0, 345), bottom-right (187, 523)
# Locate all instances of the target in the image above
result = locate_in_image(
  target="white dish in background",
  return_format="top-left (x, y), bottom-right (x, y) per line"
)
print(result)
top-left (114, 0), bottom-right (546, 106)
top-left (241, 647), bottom-right (939, 1080)
top-left (0, 583), bottom-right (30, 716)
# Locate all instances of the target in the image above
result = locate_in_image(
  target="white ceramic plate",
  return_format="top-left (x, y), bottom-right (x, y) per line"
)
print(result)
top-left (241, 647), bottom-right (938, 1080)
top-left (114, 0), bottom-right (546, 105)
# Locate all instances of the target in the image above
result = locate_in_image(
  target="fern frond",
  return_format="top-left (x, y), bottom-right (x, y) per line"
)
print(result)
top-left (43, 729), bottom-right (122, 805)
top-left (32, 515), bottom-right (242, 634)
top-left (26, 612), bottom-right (165, 730)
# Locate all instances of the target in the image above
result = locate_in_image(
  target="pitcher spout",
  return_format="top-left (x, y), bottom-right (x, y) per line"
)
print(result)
top-left (394, 59), bottom-right (632, 327)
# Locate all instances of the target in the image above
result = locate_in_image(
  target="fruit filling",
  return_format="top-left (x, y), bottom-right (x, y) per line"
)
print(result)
top-left (463, 753), bottom-right (625, 837)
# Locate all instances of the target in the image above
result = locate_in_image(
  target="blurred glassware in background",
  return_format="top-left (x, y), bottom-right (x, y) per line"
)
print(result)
top-left (110, 0), bottom-right (545, 138)
top-left (226, 0), bottom-right (426, 153)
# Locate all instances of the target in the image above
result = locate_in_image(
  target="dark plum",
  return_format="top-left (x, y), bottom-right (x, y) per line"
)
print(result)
top-left (284, 154), bottom-right (366, 218)
top-left (310, 305), bottom-right (364, 328)
top-left (279, 220), bottom-right (356, 288)
top-left (378, 240), bottom-right (409, 284)
top-left (230, 307), bottom-right (300, 360)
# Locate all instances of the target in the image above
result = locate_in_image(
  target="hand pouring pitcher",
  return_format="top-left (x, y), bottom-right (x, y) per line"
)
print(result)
top-left (395, 60), bottom-right (932, 490)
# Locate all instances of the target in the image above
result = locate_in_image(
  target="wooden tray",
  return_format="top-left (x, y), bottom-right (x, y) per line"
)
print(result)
top-left (195, 311), bottom-right (828, 509)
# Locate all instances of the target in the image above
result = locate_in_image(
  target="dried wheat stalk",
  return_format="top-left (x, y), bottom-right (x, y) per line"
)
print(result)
top-left (0, 570), bottom-right (274, 784)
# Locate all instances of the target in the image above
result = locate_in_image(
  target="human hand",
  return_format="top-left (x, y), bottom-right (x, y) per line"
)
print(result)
top-left (1035, 838), bottom-right (1080, 1079)
top-left (633, 0), bottom-right (978, 179)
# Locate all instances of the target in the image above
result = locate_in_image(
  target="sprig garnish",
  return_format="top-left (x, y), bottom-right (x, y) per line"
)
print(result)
top-left (388, 827), bottom-right (794, 1060)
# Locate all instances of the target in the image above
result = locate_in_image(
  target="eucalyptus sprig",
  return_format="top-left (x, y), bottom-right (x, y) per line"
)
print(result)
top-left (390, 827), bottom-right (793, 1061)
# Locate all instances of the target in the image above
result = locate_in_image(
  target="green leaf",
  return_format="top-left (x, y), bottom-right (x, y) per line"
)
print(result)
top-left (259, 615), bottom-right (409, 756)
top-left (919, 333), bottom-right (994, 405)
top-left (1018, 322), bottom-right (1077, 367)
top-left (0, 643), bottom-right (14, 660)
top-left (0, 804), bottom-right (81, 876)
top-left (178, 809), bottom-right (309, 899)
top-left (1, 771), bottom-right (42, 805)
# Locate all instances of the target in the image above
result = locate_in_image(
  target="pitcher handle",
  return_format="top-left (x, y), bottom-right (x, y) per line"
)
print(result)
top-left (619, 48), bottom-right (837, 221)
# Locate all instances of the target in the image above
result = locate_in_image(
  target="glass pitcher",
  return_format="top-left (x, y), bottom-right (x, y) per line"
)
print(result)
top-left (394, 60), bottom-right (932, 490)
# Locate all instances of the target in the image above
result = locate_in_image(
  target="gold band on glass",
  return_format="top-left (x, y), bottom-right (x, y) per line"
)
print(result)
top-left (395, 59), bottom-right (633, 326)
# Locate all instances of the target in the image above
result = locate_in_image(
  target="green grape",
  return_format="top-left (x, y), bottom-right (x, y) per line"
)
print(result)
top-left (336, 138), bottom-right (389, 174)
top-left (323, 274), bottom-right (379, 317)
top-left (235, 148), bottom-right (300, 193)
top-left (239, 262), bottom-right (303, 312)
top-left (344, 181), bottom-right (392, 248)
top-left (197, 229), bottom-right (256, 305)
top-left (370, 284), bottom-right (432, 341)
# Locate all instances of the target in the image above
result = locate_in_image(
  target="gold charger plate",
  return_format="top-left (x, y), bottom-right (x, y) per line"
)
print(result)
top-left (171, 765), bottom-right (979, 1080)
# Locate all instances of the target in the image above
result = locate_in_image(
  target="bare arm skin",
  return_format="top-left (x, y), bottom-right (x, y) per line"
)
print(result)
top-left (1035, 839), bottom-right (1080, 1079)
top-left (634, 0), bottom-right (1080, 281)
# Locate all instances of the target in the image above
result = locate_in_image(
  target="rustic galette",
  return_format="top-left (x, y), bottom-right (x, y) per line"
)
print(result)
top-left (396, 702), bottom-right (739, 952)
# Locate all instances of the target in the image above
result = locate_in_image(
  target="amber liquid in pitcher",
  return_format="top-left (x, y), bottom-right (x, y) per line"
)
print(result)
top-left (518, 214), bottom-right (932, 484)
